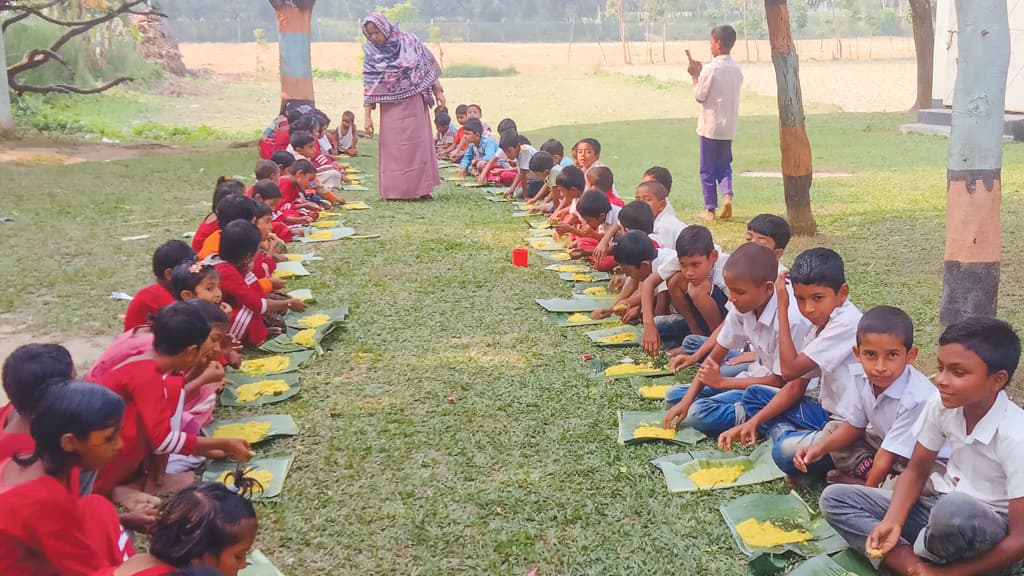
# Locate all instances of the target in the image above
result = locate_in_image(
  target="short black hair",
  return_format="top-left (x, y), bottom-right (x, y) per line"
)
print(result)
top-left (171, 262), bottom-right (219, 300)
top-left (467, 103), bottom-right (482, 113)
top-left (253, 202), bottom-right (273, 220)
top-left (540, 139), bottom-right (564, 158)
top-left (643, 166), bottom-right (673, 193)
top-left (150, 483), bottom-right (257, 568)
top-left (618, 201), bottom-right (654, 234)
top-left (611, 230), bottom-right (657, 267)
top-left (940, 316), bottom-right (1022, 381)
top-left (789, 247), bottom-right (846, 292)
top-left (2, 344), bottom-right (74, 418)
top-left (455, 104), bottom-right (469, 115)
top-left (150, 302), bottom-right (211, 356)
top-left (496, 118), bottom-right (517, 134)
top-left (252, 179), bottom-right (282, 201)
top-left (219, 220), bottom-right (262, 264)
top-left (723, 242), bottom-right (777, 285)
top-left (463, 118), bottom-right (484, 135)
top-left (211, 177), bottom-right (244, 213)
top-left (529, 151), bottom-right (555, 173)
top-left (576, 138), bottom-right (601, 156)
top-left (254, 159), bottom-right (278, 181)
top-left (555, 165), bottom-right (585, 191)
top-left (291, 159), bottom-right (316, 176)
top-left (857, 306), bottom-right (915, 350)
top-left (270, 151), bottom-right (295, 170)
top-left (675, 225), bottom-right (716, 258)
top-left (186, 298), bottom-right (229, 325)
top-left (290, 115), bottom-right (316, 133)
top-left (748, 214), bottom-right (792, 250)
top-left (342, 110), bottom-right (355, 120)
top-left (435, 112), bottom-right (451, 127)
top-left (636, 180), bottom-right (668, 201)
top-left (215, 195), bottom-right (257, 230)
top-left (153, 240), bottom-right (196, 279)
top-left (577, 189), bottom-right (612, 219)
top-left (499, 130), bottom-right (521, 151)
top-left (712, 25), bottom-right (738, 52)
top-left (588, 166), bottom-right (613, 192)
top-left (290, 130), bottom-right (315, 150)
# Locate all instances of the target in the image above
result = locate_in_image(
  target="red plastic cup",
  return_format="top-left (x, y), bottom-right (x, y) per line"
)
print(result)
top-left (512, 247), bottom-right (529, 267)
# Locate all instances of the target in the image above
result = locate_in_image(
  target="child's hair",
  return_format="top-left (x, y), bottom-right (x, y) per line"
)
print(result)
top-left (313, 108), bottom-right (330, 129)
top-left (251, 179), bottom-right (282, 201)
top-left (555, 165), bottom-right (585, 191)
top-left (185, 299), bottom-right (229, 326)
top-left (289, 130), bottom-right (315, 150)
top-left (789, 247), bottom-right (846, 292)
top-left (540, 139), bottom-right (564, 158)
top-left (211, 177), bottom-right (245, 213)
top-left (435, 112), bottom-right (451, 128)
top-left (220, 220), bottom-right (262, 264)
top-left (18, 380), bottom-right (124, 476)
top-left (342, 110), bottom-right (355, 121)
top-left (577, 189), bottom-right (612, 219)
top-left (254, 160), bottom-right (278, 181)
top-left (496, 118), bottom-right (517, 134)
top-left (675, 225), bottom-right (716, 258)
top-left (151, 302), bottom-right (211, 356)
top-left (153, 240), bottom-right (196, 279)
top-left (171, 263), bottom-right (220, 301)
top-left (939, 317), bottom-right (1022, 381)
top-left (499, 130), bottom-right (521, 151)
top-left (643, 166), bottom-right (673, 193)
top-left (576, 137), bottom-right (601, 156)
top-left (857, 306), bottom-right (915, 350)
top-left (612, 230), bottom-right (657, 267)
top-left (168, 567), bottom-right (224, 576)
top-left (467, 103), bottom-right (482, 114)
top-left (215, 195), bottom-right (257, 230)
top-left (528, 151), bottom-right (555, 173)
top-left (149, 482), bottom-right (258, 569)
top-left (253, 202), bottom-right (274, 221)
top-left (712, 25), bottom-right (738, 52)
top-left (463, 118), bottom-right (484, 135)
top-left (723, 242), bottom-right (777, 285)
top-left (618, 201), bottom-right (654, 234)
top-left (270, 151), bottom-right (295, 171)
top-left (291, 159), bottom-right (316, 177)
top-left (290, 115), bottom-right (316, 133)
top-left (748, 214), bottom-right (792, 250)
top-left (2, 344), bottom-right (74, 418)
top-left (588, 166), bottom-right (613, 192)
top-left (637, 180), bottom-right (669, 201)
top-left (455, 104), bottom-right (469, 116)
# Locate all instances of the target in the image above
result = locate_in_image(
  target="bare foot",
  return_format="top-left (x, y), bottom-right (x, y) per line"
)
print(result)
top-left (148, 471), bottom-right (196, 496)
top-left (699, 210), bottom-right (715, 222)
top-left (784, 474), bottom-right (814, 490)
top-left (719, 195), bottom-right (733, 219)
top-left (111, 485), bottom-right (162, 512)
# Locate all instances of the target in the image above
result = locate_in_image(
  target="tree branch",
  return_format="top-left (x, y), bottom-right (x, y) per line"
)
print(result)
top-left (10, 75), bottom-right (133, 95)
top-left (0, 0), bottom-right (63, 31)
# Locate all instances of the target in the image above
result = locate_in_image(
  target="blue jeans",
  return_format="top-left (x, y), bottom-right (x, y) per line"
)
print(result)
top-left (742, 385), bottom-right (833, 476)
top-left (664, 386), bottom-right (747, 436)
top-left (654, 314), bottom-right (691, 350)
top-left (681, 335), bottom-right (749, 378)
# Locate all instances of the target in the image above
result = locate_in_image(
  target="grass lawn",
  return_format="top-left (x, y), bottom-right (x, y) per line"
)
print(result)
top-left (1, 111), bottom-right (1023, 574)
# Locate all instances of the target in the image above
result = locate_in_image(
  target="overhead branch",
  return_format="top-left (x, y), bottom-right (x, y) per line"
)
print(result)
top-left (0, 0), bottom-right (63, 31)
top-left (9, 74), bottom-right (133, 95)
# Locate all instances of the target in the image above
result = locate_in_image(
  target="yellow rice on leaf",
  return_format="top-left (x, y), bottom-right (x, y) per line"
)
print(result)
top-left (297, 314), bottom-right (330, 329)
top-left (632, 426), bottom-right (676, 440)
top-left (234, 379), bottom-right (290, 403)
top-left (604, 362), bottom-right (662, 377)
top-left (583, 286), bottom-right (608, 296)
top-left (688, 465), bottom-right (747, 488)
top-left (549, 252), bottom-right (570, 260)
top-left (308, 231), bottom-right (334, 239)
top-left (735, 518), bottom-right (813, 548)
top-left (285, 254), bottom-right (304, 262)
top-left (212, 421), bottom-right (273, 443)
top-left (570, 273), bottom-right (594, 282)
top-left (272, 270), bottom-right (296, 279)
top-left (596, 332), bottom-right (636, 344)
top-left (239, 356), bottom-right (290, 376)
top-left (309, 220), bottom-right (341, 229)
top-left (551, 265), bottom-right (589, 273)
top-left (638, 384), bottom-right (672, 400)
top-left (216, 468), bottom-right (273, 494)
top-left (567, 313), bottom-right (594, 324)
top-left (291, 328), bottom-right (316, 347)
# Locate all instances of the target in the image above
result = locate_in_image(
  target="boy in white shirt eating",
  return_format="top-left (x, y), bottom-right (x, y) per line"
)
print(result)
top-left (822, 316), bottom-right (1024, 575)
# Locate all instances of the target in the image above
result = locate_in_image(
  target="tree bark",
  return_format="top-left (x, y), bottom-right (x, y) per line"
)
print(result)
top-left (765, 0), bottom-right (816, 236)
top-left (0, 25), bottom-right (13, 134)
top-left (270, 0), bottom-right (316, 109)
top-left (908, 0), bottom-right (935, 110)
top-left (939, 0), bottom-right (1010, 326)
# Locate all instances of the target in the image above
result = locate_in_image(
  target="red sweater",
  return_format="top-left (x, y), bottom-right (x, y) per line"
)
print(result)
top-left (123, 284), bottom-right (175, 332)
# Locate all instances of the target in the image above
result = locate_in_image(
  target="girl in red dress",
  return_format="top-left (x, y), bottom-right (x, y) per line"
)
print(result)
top-left (192, 178), bottom-right (245, 253)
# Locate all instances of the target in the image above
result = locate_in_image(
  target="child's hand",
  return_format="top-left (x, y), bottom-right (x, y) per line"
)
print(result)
top-left (726, 351), bottom-right (757, 366)
top-left (223, 438), bottom-right (255, 462)
top-left (457, 168), bottom-right (467, 177)
top-left (219, 302), bottom-right (233, 316)
top-left (793, 445), bottom-right (826, 473)
top-left (119, 508), bottom-right (159, 535)
top-left (718, 422), bottom-right (758, 451)
top-left (663, 399), bottom-right (692, 430)
top-left (669, 353), bottom-right (697, 372)
top-left (621, 305), bottom-right (641, 324)
top-left (696, 357), bottom-right (723, 387)
top-left (554, 223), bottom-right (574, 236)
top-left (592, 308), bottom-right (613, 320)
top-left (775, 271), bottom-right (790, 309)
top-left (686, 49), bottom-right (702, 77)
top-left (271, 277), bottom-right (286, 290)
top-left (288, 298), bottom-right (307, 313)
top-left (687, 277), bottom-right (712, 299)
top-left (642, 326), bottom-right (661, 357)
top-left (866, 519), bottom-right (904, 561)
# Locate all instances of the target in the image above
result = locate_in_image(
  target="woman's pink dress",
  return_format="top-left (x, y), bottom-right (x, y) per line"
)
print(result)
top-left (378, 95), bottom-right (440, 200)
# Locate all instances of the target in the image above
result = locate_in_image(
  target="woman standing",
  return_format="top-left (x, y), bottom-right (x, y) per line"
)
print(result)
top-left (362, 13), bottom-right (445, 201)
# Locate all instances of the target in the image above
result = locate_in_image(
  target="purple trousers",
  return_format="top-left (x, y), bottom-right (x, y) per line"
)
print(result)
top-left (699, 136), bottom-right (733, 210)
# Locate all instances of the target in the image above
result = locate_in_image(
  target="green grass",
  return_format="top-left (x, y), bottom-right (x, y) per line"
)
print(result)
top-left (311, 68), bottom-right (361, 81)
top-left (2, 111), bottom-right (1024, 574)
top-left (442, 64), bottom-right (519, 78)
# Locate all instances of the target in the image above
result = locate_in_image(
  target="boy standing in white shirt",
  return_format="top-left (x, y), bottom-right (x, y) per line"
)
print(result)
top-left (822, 317), bottom-right (1024, 575)
top-left (688, 25), bottom-right (742, 222)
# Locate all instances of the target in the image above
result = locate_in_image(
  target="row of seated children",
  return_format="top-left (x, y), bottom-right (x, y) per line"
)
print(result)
top-left (591, 208), bottom-right (1024, 574)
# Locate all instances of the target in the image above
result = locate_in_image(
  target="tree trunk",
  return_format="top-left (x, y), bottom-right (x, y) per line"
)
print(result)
top-left (743, 0), bottom-right (751, 61)
top-left (0, 25), bottom-right (13, 135)
top-left (939, 0), bottom-right (1010, 326)
top-left (619, 6), bottom-right (631, 64)
top-left (908, 0), bottom-right (935, 110)
top-left (271, 1), bottom-right (316, 110)
top-left (765, 0), bottom-right (816, 236)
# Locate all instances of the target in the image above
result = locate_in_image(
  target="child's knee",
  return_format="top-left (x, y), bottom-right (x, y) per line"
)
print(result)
top-left (819, 484), bottom-right (857, 520)
top-left (740, 385), bottom-right (776, 415)
top-left (926, 492), bottom-right (1004, 551)
top-left (664, 384), bottom-right (689, 407)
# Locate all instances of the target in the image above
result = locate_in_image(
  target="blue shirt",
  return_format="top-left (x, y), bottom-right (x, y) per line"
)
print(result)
top-left (559, 156), bottom-right (574, 168)
top-left (461, 135), bottom-right (500, 170)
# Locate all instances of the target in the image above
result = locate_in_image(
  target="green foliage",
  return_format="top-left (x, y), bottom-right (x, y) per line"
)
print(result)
top-left (442, 64), bottom-right (518, 78)
top-left (312, 67), bottom-right (361, 81)
top-left (376, 0), bottom-right (418, 24)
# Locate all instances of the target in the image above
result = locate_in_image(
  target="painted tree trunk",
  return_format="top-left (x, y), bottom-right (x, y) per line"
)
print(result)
top-left (908, 0), bottom-right (935, 110)
top-left (939, 0), bottom-right (1010, 325)
top-left (272, 2), bottom-right (316, 109)
top-left (0, 25), bottom-right (13, 133)
top-left (765, 0), bottom-right (816, 236)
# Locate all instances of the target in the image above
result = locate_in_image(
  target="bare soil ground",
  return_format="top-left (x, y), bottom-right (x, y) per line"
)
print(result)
top-left (0, 141), bottom-right (188, 166)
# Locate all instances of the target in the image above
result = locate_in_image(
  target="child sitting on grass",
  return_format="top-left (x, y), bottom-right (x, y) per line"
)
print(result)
top-left (0, 344), bottom-right (74, 463)
top-left (279, 160), bottom-right (327, 215)
top-left (557, 190), bottom-right (621, 272)
top-left (592, 231), bottom-right (677, 325)
top-left (466, 103), bottom-right (492, 135)
top-left (822, 316), bottom-right (1024, 576)
top-left (0, 380), bottom-right (136, 575)
top-left (193, 177), bottom-right (245, 253)
top-left (574, 138), bottom-right (604, 176)
top-left (719, 248), bottom-right (863, 479)
top-left (289, 129), bottom-right (346, 192)
top-left (794, 306), bottom-right (944, 487)
top-left (434, 112), bottom-right (457, 155)
top-left (500, 131), bottom-right (538, 199)
top-left (593, 179), bottom-right (686, 262)
top-left (586, 166), bottom-right (624, 208)
top-left (458, 119), bottom-right (501, 183)
top-left (525, 151), bottom-right (556, 211)
top-left (271, 150), bottom-right (295, 177)
top-left (197, 195), bottom-right (257, 261)
top-left (125, 240), bottom-right (196, 332)
top-left (334, 110), bottom-right (359, 156)
top-left (548, 165), bottom-right (586, 223)
top-left (662, 243), bottom-right (812, 437)
top-left (438, 104), bottom-right (469, 161)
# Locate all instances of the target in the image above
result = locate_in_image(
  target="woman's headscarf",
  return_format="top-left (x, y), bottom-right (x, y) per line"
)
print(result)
top-left (361, 12), bottom-right (441, 106)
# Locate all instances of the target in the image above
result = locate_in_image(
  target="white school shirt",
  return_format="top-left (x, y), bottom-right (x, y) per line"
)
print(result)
top-left (716, 287), bottom-right (812, 378)
top-left (650, 247), bottom-right (677, 292)
top-left (652, 209), bottom-right (687, 252)
top-left (914, 391), bottom-right (1024, 514)
top-left (599, 204), bottom-right (622, 235)
top-left (656, 245), bottom-right (729, 295)
top-left (694, 55), bottom-right (743, 141)
top-left (836, 365), bottom-right (946, 460)
top-left (797, 299), bottom-right (863, 415)
top-left (516, 145), bottom-right (537, 172)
